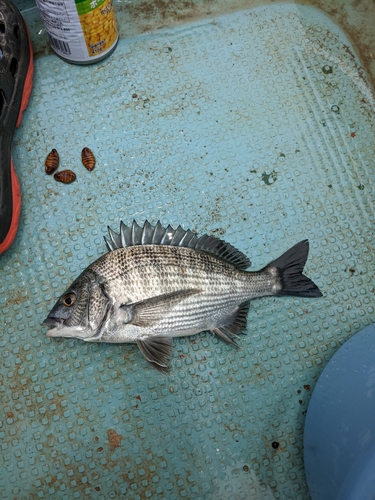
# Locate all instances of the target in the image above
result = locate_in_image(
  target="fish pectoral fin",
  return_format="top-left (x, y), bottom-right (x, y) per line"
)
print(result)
top-left (123, 289), bottom-right (201, 328)
top-left (211, 301), bottom-right (251, 346)
top-left (137, 337), bottom-right (173, 373)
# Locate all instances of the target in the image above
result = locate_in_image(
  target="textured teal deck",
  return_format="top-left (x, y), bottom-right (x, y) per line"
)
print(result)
top-left (1, 3), bottom-right (375, 499)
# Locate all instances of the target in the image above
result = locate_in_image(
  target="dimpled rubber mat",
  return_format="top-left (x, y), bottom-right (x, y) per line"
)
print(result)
top-left (1, 3), bottom-right (375, 499)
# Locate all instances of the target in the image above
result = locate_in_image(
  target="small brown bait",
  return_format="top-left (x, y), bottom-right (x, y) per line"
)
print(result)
top-left (81, 147), bottom-right (95, 171)
top-left (54, 170), bottom-right (76, 184)
top-left (45, 149), bottom-right (59, 175)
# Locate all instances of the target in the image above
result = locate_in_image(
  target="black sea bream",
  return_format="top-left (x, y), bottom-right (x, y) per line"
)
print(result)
top-left (44, 221), bottom-right (322, 371)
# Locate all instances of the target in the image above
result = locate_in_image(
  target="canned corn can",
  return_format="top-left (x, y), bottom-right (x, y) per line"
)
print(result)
top-left (35, 0), bottom-right (118, 64)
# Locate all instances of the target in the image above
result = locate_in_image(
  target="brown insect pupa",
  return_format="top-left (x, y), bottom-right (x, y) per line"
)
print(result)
top-left (54, 170), bottom-right (76, 184)
top-left (45, 149), bottom-right (59, 175)
top-left (81, 147), bottom-right (95, 171)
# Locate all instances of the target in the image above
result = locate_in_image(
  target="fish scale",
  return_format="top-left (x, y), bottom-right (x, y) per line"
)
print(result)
top-left (44, 221), bottom-right (322, 372)
top-left (91, 246), bottom-right (255, 315)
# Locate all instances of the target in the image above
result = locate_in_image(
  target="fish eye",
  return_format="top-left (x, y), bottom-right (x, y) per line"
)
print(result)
top-left (62, 293), bottom-right (76, 307)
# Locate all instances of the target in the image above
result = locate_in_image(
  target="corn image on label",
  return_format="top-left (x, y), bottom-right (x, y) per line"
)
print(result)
top-left (35, 0), bottom-right (118, 63)
top-left (77, 0), bottom-right (118, 57)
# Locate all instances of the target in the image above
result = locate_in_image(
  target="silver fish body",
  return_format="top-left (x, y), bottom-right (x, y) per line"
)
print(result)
top-left (44, 221), bottom-right (322, 371)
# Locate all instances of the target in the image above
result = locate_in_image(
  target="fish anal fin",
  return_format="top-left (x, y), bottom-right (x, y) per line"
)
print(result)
top-left (122, 289), bottom-right (201, 328)
top-left (137, 337), bottom-right (173, 373)
top-left (211, 301), bottom-right (250, 345)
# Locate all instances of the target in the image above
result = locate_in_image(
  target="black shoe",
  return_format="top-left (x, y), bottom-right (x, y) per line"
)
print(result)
top-left (0, 0), bottom-right (34, 254)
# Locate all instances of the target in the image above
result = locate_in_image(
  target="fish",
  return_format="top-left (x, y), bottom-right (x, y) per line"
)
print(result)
top-left (43, 220), bottom-right (322, 372)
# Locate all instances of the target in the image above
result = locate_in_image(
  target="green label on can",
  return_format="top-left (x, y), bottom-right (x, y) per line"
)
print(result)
top-left (75, 0), bottom-right (106, 15)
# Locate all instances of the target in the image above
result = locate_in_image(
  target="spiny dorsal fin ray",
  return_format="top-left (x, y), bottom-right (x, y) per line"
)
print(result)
top-left (120, 221), bottom-right (132, 247)
top-left (141, 220), bottom-right (154, 244)
top-left (131, 220), bottom-right (143, 245)
top-left (151, 221), bottom-right (165, 244)
top-left (105, 227), bottom-right (121, 250)
top-left (160, 225), bottom-right (175, 245)
top-left (105, 220), bottom-right (251, 270)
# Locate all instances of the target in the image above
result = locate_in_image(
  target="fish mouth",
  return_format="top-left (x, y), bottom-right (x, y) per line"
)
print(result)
top-left (43, 317), bottom-right (64, 337)
top-left (43, 317), bottom-right (90, 339)
top-left (43, 317), bottom-right (63, 326)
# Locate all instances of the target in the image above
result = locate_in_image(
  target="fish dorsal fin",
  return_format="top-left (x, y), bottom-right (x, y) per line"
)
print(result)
top-left (104, 220), bottom-right (251, 270)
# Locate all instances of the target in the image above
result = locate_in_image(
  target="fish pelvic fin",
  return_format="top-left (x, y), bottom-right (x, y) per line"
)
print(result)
top-left (211, 301), bottom-right (250, 345)
top-left (137, 337), bottom-right (173, 373)
top-left (212, 328), bottom-right (240, 346)
top-left (122, 289), bottom-right (201, 328)
top-left (267, 240), bottom-right (322, 298)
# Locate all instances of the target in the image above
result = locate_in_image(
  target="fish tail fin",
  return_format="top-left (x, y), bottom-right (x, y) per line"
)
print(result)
top-left (267, 240), bottom-right (322, 298)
